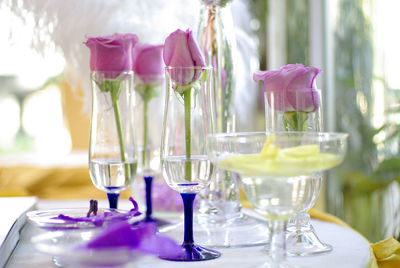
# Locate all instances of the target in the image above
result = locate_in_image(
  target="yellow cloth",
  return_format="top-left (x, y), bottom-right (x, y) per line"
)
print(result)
top-left (371, 237), bottom-right (400, 268)
top-left (0, 166), bottom-right (132, 199)
top-left (309, 209), bottom-right (400, 268)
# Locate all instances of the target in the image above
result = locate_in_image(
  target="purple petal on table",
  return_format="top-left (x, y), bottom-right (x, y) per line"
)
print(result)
top-left (84, 221), bottom-right (181, 257)
top-left (85, 221), bottom-right (141, 249)
top-left (51, 197), bottom-right (142, 227)
top-left (53, 214), bottom-right (92, 222)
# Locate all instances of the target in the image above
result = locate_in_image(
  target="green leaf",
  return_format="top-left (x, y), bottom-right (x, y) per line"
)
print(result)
top-left (282, 111), bottom-right (309, 131)
top-left (199, 69), bottom-right (208, 83)
top-left (371, 157), bottom-right (400, 183)
top-left (341, 171), bottom-right (388, 192)
top-left (135, 84), bottom-right (158, 103)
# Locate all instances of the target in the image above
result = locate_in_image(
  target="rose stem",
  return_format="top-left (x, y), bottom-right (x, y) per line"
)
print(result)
top-left (184, 88), bottom-right (192, 181)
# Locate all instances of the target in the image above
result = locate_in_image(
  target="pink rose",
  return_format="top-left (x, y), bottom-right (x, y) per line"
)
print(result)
top-left (85, 33), bottom-right (139, 77)
top-left (253, 64), bottom-right (321, 112)
top-left (163, 29), bottom-right (205, 85)
top-left (132, 43), bottom-right (164, 84)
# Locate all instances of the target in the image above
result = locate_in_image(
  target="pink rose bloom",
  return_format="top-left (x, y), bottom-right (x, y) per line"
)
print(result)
top-left (85, 33), bottom-right (139, 77)
top-left (253, 64), bottom-right (321, 112)
top-left (163, 29), bottom-right (205, 85)
top-left (132, 43), bottom-right (164, 84)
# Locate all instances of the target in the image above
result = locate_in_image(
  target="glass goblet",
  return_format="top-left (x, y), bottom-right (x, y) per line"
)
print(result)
top-left (160, 66), bottom-right (220, 261)
top-left (265, 88), bottom-right (331, 255)
top-left (89, 71), bottom-right (137, 209)
top-left (133, 73), bottom-right (168, 225)
top-left (207, 132), bottom-right (348, 267)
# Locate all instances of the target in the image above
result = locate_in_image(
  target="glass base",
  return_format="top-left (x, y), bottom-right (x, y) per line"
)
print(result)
top-left (144, 216), bottom-right (170, 228)
top-left (286, 224), bottom-right (332, 256)
top-left (197, 212), bottom-right (269, 248)
top-left (160, 211), bottom-right (269, 248)
top-left (255, 260), bottom-right (298, 268)
top-left (159, 242), bottom-right (221, 262)
top-left (285, 212), bottom-right (332, 256)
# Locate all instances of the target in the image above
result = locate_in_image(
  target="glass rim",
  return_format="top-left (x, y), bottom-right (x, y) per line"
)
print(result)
top-left (90, 70), bottom-right (134, 74)
top-left (164, 66), bottom-right (212, 71)
top-left (264, 88), bottom-right (321, 93)
top-left (207, 131), bottom-right (348, 141)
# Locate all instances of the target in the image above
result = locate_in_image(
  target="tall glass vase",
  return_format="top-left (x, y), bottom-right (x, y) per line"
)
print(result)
top-left (196, 0), bottom-right (269, 247)
top-left (159, 66), bottom-right (221, 261)
top-left (89, 71), bottom-right (137, 209)
top-left (132, 74), bottom-right (169, 225)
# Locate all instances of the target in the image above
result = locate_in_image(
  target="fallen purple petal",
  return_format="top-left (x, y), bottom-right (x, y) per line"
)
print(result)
top-left (83, 221), bottom-right (181, 258)
top-left (51, 197), bottom-right (142, 227)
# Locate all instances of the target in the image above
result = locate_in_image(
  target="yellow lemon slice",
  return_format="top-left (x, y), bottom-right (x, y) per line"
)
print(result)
top-left (279, 144), bottom-right (320, 158)
top-left (260, 135), bottom-right (280, 158)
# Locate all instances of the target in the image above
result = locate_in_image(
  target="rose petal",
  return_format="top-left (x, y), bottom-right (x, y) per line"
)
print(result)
top-left (163, 29), bottom-right (205, 85)
top-left (84, 33), bottom-right (139, 77)
top-left (132, 43), bottom-right (164, 84)
top-left (254, 64), bottom-right (322, 112)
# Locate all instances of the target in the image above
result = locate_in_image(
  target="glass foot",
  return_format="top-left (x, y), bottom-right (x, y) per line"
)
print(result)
top-left (144, 216), bottom-right (170, 228)
top-left (285, 224), bottom-right (332, 256)
top-left (196, 212), bottom-right (269, 248)
top-left (160, 212), bottom-right (269, 248)
top-left (159, 242), bottom-right (221, 261)
top-left (255, 260), bottom-right (298, 268)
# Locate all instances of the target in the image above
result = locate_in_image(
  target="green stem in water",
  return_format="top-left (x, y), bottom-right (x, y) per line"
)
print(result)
top-left (110, 86), bottom-right (130, 184)
top-left (184, 89), bottom-right (192, 181)
top-left (142, 98), bottom-right (149, 168)
top-left (283, 111), bottom-right (309, 131)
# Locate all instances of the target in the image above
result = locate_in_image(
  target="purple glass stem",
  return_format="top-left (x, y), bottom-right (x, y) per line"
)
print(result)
top-left (181, 193), bottom-right (196, 245)
top-left (144, 176), bottom-right (153, 221)
top-left (107, 193), bottom-right (120, 209)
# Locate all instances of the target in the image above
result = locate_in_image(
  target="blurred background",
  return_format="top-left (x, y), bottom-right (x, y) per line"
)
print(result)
top-left (0, 0), bottom-right (399, 242)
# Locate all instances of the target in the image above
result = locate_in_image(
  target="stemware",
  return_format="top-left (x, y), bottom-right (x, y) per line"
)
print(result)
top-left (160, 66), bottom-right (221, 261)
top-left (207, 132), bottom-right (348, 267)
top-left (265, 88), bottom-right (332, 255)
top-left (89, 71), bottom-right (137, 209)
top-left (133, 73), bottom-right (169, 224)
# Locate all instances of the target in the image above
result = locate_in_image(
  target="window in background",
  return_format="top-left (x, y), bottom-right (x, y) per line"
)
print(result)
top-left (0, 3), bottom-right (68, 156)
top-left (326, 0), bottom-right (400, 242)
top-left (0, 93), bottom-right (20, 150)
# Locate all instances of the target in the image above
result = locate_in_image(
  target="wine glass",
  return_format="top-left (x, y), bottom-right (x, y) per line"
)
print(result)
top-left (207, 131), bottom-right (348, 267)
top-left (133, 73), bottom-right (169, 224)
top-left (89, 71), bottom-right (137, 209)
top-left (160, 66), bottom-right (221, 261)
top-left (265, 88), bottom-right (331, 255)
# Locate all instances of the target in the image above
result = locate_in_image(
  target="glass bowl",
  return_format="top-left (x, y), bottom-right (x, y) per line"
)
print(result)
top-left (32, 230), bottom-right (142, 267)
top-left (27, 208), bottom-right (143, 230)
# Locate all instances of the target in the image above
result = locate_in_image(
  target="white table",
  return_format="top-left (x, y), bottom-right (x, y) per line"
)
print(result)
top-left (5, 199), bottom-right (372, 268)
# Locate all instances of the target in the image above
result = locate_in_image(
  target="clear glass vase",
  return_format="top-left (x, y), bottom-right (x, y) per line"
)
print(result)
top-left (88, 71), bottom-right (137, 209)
top-left (132, 74), bottom-right (169, 224)
top-left (196, 0), bottom-right (269, 247)
top-left (159, 66), bottom-right (221, 261)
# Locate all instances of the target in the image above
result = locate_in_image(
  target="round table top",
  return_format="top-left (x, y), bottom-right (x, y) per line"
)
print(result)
top-left (6, 199), bottom-right (372, 268)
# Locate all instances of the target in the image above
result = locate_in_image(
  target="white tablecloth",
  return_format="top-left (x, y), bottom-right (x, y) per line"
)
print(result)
top-left (5, 199), bottom-right (371, 268)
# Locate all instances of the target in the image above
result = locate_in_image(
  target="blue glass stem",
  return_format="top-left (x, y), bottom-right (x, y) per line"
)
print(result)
top-left (144, 176), bottom-right (153, 221)
top-left (181, 193), bottom-right (196, 245)
top-left (107, 193), bottom-right (120, 209)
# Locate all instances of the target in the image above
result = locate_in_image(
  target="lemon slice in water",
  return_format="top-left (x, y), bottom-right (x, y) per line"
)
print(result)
top-left (279, 144), bottom-right (319, 158)
top-left (260, 135), bottom-right (279, 158)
